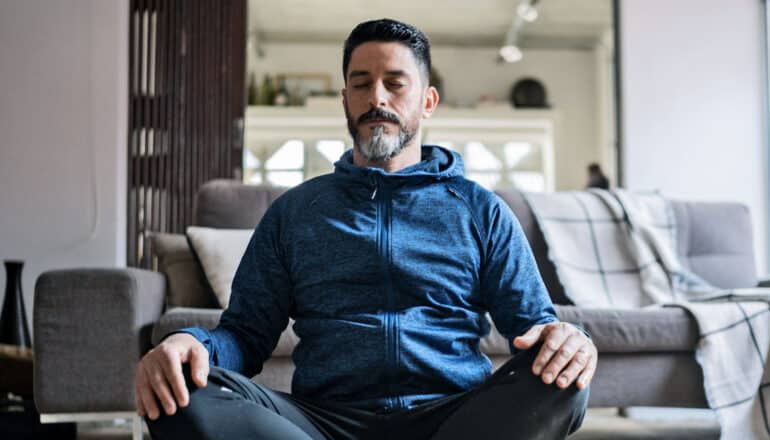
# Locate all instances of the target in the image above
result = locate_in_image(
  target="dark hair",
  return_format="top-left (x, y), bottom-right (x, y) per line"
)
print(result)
top-left (342, 18), bottom-right (431, 84)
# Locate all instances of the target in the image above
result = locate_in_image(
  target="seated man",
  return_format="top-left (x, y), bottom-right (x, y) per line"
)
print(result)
top-left (135, 18), bottom-right (596, 440)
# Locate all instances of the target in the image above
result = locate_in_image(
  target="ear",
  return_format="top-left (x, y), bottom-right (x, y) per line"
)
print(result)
top-left (341, 87), bottom-right (347, 108)
top-left (422, 86), bottom-right (439, 119)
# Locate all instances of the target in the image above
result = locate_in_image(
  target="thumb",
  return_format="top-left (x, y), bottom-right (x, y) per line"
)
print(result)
top-left (186, 344), bottom-right (210, 388)
top-left (513, 325), bottom-right (545, 350)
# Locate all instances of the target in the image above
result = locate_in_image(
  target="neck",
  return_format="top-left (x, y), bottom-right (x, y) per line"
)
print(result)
top-left (352, 129), bottom-right (422, 173)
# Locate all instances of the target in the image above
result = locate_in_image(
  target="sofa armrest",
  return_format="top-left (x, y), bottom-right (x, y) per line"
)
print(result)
top-left (758, 278), bottom-right (770, 288)
top-left (33, 268), bottom-right (165, 414)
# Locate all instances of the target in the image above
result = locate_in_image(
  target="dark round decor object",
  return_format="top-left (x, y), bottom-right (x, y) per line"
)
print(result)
top-left (510, 78), bottom-right (549, 108)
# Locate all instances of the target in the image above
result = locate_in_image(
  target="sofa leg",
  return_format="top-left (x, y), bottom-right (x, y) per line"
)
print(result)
top-left (40, 411), bottom-right (144, 439)
top-left (617, 407), bottom-right (630, 417)
top-left (132, 413), bottom-right (143, 440)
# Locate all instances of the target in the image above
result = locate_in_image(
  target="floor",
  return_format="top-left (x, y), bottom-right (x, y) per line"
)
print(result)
top-left (75, 407), bottom-right (721, 439)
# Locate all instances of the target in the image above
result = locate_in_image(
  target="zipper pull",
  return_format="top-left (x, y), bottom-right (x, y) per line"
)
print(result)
top-left (369, 175), bottom-right (378, 200)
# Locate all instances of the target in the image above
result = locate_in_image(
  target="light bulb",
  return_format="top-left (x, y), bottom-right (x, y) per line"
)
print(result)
top-left (517, 3), bottom-right (538, 22)
top-left (499, 45), bottom-right (523, 63)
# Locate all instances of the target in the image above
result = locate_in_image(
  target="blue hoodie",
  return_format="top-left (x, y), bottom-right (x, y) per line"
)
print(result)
top-left (176, 145), bottom-right (558, 412)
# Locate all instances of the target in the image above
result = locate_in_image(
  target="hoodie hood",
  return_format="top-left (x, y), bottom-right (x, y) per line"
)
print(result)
top-left (333, 145), bottom-right (464, 183)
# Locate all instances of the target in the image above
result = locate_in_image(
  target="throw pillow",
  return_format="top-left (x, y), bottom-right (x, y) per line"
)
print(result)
top-left (185, 226), bottom-right (253, 308)
top-left (149, 232), bottom-right (219, 308)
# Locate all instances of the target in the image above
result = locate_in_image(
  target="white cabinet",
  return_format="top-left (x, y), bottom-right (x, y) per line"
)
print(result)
top-left (244, 105), bottom-right (556, 192)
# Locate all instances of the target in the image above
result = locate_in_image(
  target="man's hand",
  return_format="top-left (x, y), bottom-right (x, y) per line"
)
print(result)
top-left (513, 322), bottom-right (597, 391)
top-left (134, 333), bottom-right (210, 420)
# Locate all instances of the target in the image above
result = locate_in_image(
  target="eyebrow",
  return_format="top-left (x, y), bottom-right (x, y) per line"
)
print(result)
top-left (348, 70), bottom-right (408, 79)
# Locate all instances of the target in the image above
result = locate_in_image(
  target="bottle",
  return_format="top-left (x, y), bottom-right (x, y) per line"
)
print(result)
top-left (259, 74), bottom-right (275, 106)
top-left (247, 73), bottom-right (259, 106)
top-left (273, 75), bottom-right (289, 106)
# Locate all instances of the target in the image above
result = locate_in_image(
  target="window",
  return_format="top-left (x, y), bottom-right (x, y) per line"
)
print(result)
top-left (243, 107), bottom-right (554, 192)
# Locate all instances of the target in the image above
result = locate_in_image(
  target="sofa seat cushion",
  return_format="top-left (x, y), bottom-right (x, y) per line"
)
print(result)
top-left (555, 305), bottom-right (699, 353)
top-left (153, 305), bottom-right (699, 359)
top-left (151, 307), bottom-right (299, 358)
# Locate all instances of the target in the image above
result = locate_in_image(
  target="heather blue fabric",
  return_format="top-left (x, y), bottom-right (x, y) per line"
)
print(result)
top-left (175, 145), bottom-right (558, 412)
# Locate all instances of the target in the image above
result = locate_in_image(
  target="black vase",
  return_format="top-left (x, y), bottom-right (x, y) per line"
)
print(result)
top-left (0, 260), bottom-right (32, 348)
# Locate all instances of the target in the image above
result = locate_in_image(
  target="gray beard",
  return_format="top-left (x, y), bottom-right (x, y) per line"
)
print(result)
top-left (355, 125), bottom-right (416, 163)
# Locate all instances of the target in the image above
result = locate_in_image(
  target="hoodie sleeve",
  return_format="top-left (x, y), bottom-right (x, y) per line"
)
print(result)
top-left (479, 194), bottom-right (559, 352)
top-left (170, 201), bottom-right (292, 377)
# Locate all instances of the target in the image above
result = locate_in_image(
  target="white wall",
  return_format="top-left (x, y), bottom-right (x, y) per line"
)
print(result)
top-left (0, 0), bottom-right (128, 339)
top-left (620, 0), bottom-right (769, 276)
top-left (249, 42), bottom-right (604, 190)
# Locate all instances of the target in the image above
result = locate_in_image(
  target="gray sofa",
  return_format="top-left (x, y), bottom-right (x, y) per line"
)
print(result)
top-left (33, 179), bottom-right (766, 421)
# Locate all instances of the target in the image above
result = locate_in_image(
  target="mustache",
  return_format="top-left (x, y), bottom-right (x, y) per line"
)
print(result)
top-left (357, 108), bottom-right (401, 126)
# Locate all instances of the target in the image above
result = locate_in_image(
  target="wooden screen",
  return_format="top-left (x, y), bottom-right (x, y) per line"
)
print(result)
top-left (128, 0), bottom-right (246, 268)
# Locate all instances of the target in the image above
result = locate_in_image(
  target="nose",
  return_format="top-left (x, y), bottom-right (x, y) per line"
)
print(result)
top-left (368, 81), bottom-right (388, 109)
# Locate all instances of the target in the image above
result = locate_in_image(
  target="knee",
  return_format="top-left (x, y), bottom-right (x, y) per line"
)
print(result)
top-left (144, 395), bottom-right (210, 439)
top-left (143, 366), bottom-right (215, 439)
top-left (566, 385), bottom-right (590, 434)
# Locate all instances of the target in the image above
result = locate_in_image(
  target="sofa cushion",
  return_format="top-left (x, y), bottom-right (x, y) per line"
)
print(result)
top-left (555, 305), bottom-right (699, 352)
top-left (151, 305), bottom-right (699, 358)
top-left (186, 226), bottom-right (253, 308)
top-left (149, 233), bottom-right (218, 308)
top-left (495, 189), bottom-right (571, 305)
top-left (151, 308), bottom-right (299, 357)
top-left (194, 180), bottom-right (287, 228)
top-left (672, 201), bottom-right (757, 289)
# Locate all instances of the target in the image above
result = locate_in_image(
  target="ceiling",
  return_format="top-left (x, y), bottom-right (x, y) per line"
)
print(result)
top-left (248, 0), bottom-right (613, 49)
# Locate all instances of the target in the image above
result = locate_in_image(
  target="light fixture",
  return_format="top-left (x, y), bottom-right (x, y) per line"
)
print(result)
top-left (499, 45), bottom-right (523, 63)
top-left (517, 2), bottom-right (539, 23)
top-left (499, 0), bottom-right (540, 63)
top-left (516, 2), bottom-right (537, 23)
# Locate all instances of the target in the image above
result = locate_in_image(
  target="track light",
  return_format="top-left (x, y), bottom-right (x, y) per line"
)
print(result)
top-left (499, 45), bottom-right (523, 63)
top-left (517, 2), bottom-right (539, 22)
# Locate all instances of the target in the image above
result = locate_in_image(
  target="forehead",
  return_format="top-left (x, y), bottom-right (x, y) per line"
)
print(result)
top-left (347, 41), bottom-right (421, 78)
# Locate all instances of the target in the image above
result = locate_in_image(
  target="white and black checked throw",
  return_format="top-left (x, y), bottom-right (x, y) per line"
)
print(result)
top-left (523, 189), bottom-right (770, 439)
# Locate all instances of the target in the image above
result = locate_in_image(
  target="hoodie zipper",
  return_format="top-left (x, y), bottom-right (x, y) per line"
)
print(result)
top-left (372, 174), bottom-right (399, 411)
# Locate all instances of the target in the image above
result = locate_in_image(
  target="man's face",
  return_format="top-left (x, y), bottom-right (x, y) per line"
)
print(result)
top-left (342, 42), bottom-right (430, 163)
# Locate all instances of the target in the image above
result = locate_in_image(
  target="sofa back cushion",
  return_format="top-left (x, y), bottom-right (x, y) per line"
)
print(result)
top-left (494, 189), bottom-right (571, 304)
top-left (150, 232), bottom-right (219, 308)
top-left (194, 179), bottom-right (287, 228)
top-left (672, 201), bottom-right (757, 289)
top-left (172, 181), bottom-right (758, 308)
top-left (495, 188), bottom-right (758, 302)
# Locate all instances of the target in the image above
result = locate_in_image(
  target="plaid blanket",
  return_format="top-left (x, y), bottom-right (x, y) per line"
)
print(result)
top-left (523, 189), bottom-right (770, 439)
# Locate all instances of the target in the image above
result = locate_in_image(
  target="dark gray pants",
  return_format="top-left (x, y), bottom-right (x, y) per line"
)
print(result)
top-left (145, 346), bottom-right (588, 439)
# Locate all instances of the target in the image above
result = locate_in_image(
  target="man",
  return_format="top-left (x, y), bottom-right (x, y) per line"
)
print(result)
top-left (136, 18), bottom-right (596, 439)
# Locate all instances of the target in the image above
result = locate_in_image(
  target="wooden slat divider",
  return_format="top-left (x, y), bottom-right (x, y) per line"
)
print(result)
top-left (127, 0), bottom-right (246, 268)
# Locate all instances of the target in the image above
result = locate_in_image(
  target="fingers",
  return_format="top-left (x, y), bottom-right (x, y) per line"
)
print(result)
top-left (540, 333), bottom-right (585, 384)
top-left (513, 324), bottom-right (545, 350)
top-left (186, 344), bottom-right (210, 388)
top-left (134, 335), bottom-right (211, 421)
top-left (554, 345), bottom-right (592, 389)
top-left (134, 377), bottom-right (146, 417)
top-left (136, 364), bottom-right (162, 420)
top-left (157, 346), bottom-right (190, 408)
top-left (577, 352), bottom-right (597, 390)
top-left (532, 323), bottom-right (571, 377)
top-left (527, 322), bottom-right (597, 390)
top-left (144, 360), bottom-right (178, 417)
